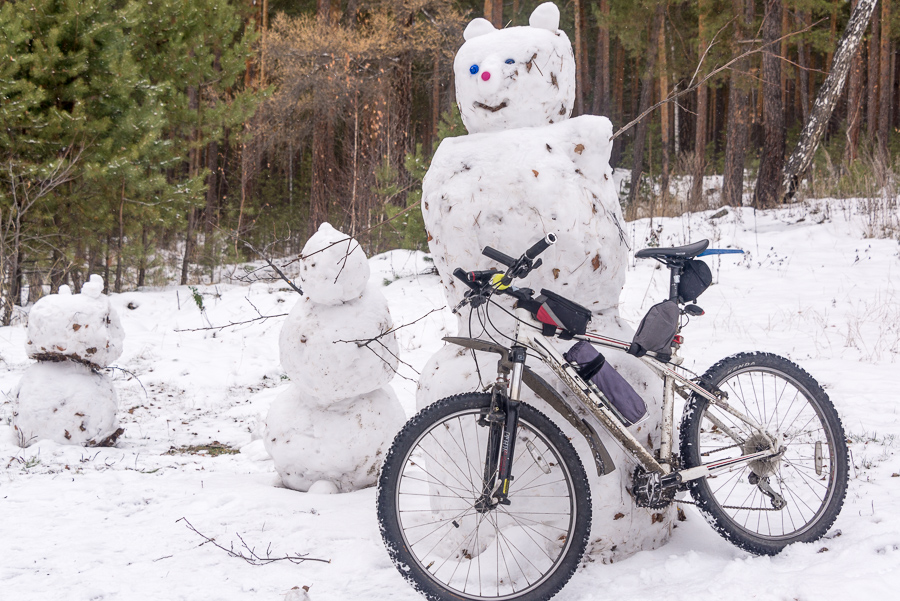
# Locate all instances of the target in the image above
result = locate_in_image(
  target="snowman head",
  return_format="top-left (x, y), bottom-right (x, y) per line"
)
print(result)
top-left (454, 2), bottom-right (575, 134)
top-left (299, 222), bottom-right (370, 305)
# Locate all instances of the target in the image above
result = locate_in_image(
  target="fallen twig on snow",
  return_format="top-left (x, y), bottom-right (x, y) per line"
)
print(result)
top-left (177, 517), bottom-right (331, 566)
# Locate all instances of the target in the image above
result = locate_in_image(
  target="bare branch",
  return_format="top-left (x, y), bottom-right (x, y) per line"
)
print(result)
top-left (333, 307), bottom-right (444, 382)
top-left (175, 295), bottom-right (288, 332)
top-left (612, 19), bottom-right (824, 141)
top-left (242, 239), bottom-right (304, 295)
top-left (177, 517), bottom-right (330, 566)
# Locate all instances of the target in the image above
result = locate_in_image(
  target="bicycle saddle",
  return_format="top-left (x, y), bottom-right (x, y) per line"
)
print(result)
top-left (635, 239), bottom-right (709, 261)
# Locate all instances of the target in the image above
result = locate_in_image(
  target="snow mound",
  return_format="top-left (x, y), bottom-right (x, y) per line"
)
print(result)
top-left (263, 385), bottom-right (405, 492)
top-left (300, 222), bottom-right (370, 305)
top-left (25, 274), bottom-right (124, 367)
top-left (279, 283), bottom-right (399, 403)
top-left (13, 362), bottom-right (119, 447)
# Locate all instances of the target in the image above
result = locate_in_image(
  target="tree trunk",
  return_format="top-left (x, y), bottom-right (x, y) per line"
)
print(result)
top-left (612, 42), bottom-right (626, 165)
top-left (846, 0), bottom-right (865, 163)
top-left (431, 52), bottom-right (441, 148)
top-left (783, 0), bottom-right (880, 200)
top-left (592, 0), bottom-right (610, 116)
top-left (138, 224), bottom-right (148, 287)
top-left (626, 4), bottom-right (665, 218)
top-left (690, 0), bottom-right (709, 210)
top-left (204, 140), bottom-right (219, 233)
top-left (878, 0), bottom-right (892, 156)
top-left (484, 0), bottom-right (503, 28)
top-left (49, 249), bottom-right (65, 294)
top-left (115, 187), bottom-right (125, 293)
top-left (104, 234), bottom-right (111, 294)
top-left (782, 5), bottom-right (790, 127)
top-left (867, 8), bottom-right (880, 137)
top-left (180, 208), bottom-right (196, 286)
top-left (755, 0), bottom-right (786, 208)
top-left (658, 21), bottom-right (670, 205)
top-left (722, 0), bottom-right (754, 207)
top-left (797, 12), bottom-right (811, 123)
top-left (574, 0), bottom-right (585, 115)
top-left (827, 0), bottom-right (839, 70)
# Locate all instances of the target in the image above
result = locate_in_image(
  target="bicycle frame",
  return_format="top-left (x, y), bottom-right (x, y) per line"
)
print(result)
top-left (452, 305), bottom-right (782, 493)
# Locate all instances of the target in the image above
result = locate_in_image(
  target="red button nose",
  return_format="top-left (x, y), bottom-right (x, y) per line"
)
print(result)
top-left (481, 71), bottom-right (491, 81)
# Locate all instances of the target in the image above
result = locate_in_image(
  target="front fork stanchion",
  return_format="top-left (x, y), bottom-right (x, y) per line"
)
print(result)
top-left (477, 347), bottom-right (526, 511)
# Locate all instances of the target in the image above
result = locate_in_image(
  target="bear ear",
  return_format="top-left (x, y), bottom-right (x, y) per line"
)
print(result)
top-left (529, 2), bottom-right (560, 31)
top-left (464, 18), bottom-right (496, 41)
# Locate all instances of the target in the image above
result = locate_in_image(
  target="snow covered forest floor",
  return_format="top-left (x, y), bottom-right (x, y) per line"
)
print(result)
top-left (2, 199), bottom-right (899, 600)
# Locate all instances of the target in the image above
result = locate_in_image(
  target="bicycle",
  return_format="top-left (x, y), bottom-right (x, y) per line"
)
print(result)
top-left (377, 234), bottom-right (849, 601)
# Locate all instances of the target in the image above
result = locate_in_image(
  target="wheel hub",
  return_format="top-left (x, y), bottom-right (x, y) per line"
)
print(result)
top-left (742, 432), bottom-right (781, 477)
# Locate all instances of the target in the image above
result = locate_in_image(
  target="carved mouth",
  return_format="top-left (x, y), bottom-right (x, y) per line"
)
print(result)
top-left (474, 101), bottom-right (508, 113)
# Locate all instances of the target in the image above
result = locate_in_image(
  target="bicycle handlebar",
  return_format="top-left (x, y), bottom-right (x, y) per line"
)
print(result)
top-left (481, 246), bottom-right (517, 267)
top-left (525, 233), bottom-right (557, 260)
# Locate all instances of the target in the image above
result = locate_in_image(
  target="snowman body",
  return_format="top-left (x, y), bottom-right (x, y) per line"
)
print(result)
top-left (264, 223), bottom-right (405, 492)
top-left (419, 2), bottom-right (672, 560)
top-left (14, 275), bottom-right (123, 447)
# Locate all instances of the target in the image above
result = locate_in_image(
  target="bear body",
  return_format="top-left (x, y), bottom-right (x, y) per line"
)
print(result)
top-left (419, 2), bottom-right (672, 561)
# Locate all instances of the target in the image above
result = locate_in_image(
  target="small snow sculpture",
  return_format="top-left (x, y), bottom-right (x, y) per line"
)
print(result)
top-left (14, 275), bottom-right (124, 447)
top-left (419, 2), bottom-right (672, 561)
top-left (264, 223), bottom-right (405, 492)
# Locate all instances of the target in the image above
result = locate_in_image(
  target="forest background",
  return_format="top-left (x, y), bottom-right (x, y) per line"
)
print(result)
top-left (1, 0), bottom-right (896, 325)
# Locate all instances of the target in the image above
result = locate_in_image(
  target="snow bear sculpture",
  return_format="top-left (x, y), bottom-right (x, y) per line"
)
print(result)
top-left (419, 2), bottom-right (672, 561)
top-left (14, 275), bottom-right (123, 447)
top-left (264, 223), bottom-right (405, 492)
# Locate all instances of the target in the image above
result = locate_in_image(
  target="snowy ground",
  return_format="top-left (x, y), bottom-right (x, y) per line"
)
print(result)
top-left (2, 199), bottom-right (899, 600)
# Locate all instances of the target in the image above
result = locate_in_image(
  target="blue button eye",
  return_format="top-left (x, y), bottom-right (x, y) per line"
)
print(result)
top-left (505, 58), bottom-right (515, 64)
top-left (470, 64), bottom-right (479, 75)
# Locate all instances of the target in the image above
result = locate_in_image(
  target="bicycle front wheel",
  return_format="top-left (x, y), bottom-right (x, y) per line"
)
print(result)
top-left (377, 393), bottom-right (591, 601)
top-left (680, 352), bottom-right (848, 555)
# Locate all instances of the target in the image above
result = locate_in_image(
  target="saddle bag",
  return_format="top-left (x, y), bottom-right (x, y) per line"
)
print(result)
top-left (629, 299), bottom-right (679, 358)
top-left (678, 259), bottom-right (712, 302)
top-left (564, 340), bottom-right (647, 425)
top-left (534, 289), bottom-right (591, 336)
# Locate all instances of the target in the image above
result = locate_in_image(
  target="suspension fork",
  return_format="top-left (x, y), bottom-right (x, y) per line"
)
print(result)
top-left (477, 346), bottom-right (526, 511)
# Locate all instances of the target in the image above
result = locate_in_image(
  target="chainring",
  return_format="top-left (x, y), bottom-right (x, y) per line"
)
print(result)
top-left (632, 466), bottom-right (677, 509)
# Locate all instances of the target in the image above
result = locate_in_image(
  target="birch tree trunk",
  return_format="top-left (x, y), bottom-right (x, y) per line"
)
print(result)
top-left (782, 0), bottom-right (880, 201)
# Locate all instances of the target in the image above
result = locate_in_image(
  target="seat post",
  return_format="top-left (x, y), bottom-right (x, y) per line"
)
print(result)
top-left (668, 263), bottom-right (683, 302)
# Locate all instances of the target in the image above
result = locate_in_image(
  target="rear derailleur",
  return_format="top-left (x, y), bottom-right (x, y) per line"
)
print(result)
top-left (749, 472), bottom-right (787, 510)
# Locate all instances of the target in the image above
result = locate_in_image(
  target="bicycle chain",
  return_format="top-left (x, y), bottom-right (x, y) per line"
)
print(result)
top-left (676, 493), bottom-right (785, 512)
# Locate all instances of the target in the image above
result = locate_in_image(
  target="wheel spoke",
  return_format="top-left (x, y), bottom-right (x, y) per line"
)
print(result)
top-left (381, 397), bottom-right (587, 600)
top-left (684, 357), bottom-right (847, 548)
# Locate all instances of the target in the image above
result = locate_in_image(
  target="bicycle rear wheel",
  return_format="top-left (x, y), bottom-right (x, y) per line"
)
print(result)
top-left (377, 393), bottom-right (591, 601)
top-left (680, 353), bottom-right (848, 555)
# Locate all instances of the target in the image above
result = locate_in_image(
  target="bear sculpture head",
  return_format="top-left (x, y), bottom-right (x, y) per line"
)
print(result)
top-left (454, 2), bottom-right (575, 134)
